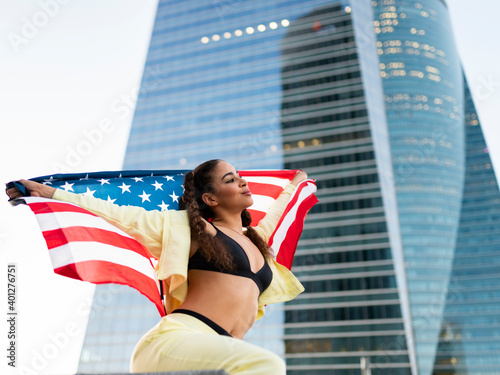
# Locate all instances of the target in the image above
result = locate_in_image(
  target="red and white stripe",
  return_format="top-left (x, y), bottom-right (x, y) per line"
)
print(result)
top-left (241, 171), bottom-right (318, 270)
top-left (22, 197), bottom-right (166, 316)
top-left (271, 180), bottom-right (318, 269)
top-left (21, 171), bottom-right (317, 317)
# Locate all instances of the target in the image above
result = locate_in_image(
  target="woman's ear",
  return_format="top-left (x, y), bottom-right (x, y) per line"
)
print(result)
top-left (202, 192), bottom-right (218, 207)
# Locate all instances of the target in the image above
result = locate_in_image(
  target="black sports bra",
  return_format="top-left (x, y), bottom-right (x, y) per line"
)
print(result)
top-left (188, 225), bottom-right (273, 295)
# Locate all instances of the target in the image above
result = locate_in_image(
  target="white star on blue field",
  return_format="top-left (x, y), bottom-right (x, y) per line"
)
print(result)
top-left (36, 170), bottom-right (188, 211)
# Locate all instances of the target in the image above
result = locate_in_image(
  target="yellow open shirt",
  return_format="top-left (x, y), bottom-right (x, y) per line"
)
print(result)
top-left (53, 185), bottom-right (304, 320)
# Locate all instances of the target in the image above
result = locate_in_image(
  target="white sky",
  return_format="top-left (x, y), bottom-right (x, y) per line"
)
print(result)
top-left (0, 1), bottom-right (499, 374)
top-left (0, 1), bottom-right (159, 374)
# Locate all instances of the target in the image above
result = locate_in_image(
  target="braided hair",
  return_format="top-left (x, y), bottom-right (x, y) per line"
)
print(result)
top-left (179, 159), bottom-right (272, 271)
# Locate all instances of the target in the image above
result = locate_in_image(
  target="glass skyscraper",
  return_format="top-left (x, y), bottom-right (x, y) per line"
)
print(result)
top-left (77, 1), bottom-right (500, 374)
top-left (432, 81), bottom-right (500, 373)
top-left (280, 2), bottom-right (415, 373)
top-left (372, 1), bottom-right (500, 373)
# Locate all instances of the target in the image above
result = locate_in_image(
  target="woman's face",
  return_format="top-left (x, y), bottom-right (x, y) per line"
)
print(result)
top-left (206, 161), bottom-right (253, 211)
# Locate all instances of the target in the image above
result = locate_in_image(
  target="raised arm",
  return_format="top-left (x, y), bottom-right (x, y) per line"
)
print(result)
top-left (6, 179), bottom-right (166, 259)
top-left (253, 170), bottom-right (307, 243)
top-left (6, 179), bottom-right (56, 200)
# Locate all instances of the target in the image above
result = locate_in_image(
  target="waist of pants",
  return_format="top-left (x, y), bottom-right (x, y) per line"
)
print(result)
top-left (171, 309), bottom-right (232, 337)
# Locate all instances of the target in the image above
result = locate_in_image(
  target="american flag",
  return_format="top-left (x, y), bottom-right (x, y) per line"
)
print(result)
top-left (13, 170), bottom-right (317, 316)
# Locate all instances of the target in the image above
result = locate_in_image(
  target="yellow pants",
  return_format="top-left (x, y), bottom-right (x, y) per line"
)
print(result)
top-left (130, 313), bottom-right (286, 375)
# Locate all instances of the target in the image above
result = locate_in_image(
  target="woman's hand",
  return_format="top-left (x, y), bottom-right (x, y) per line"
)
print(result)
top-left (290, 170), bottom-right (308, 186)
top-left (5, 179), bottom-right (56, 200)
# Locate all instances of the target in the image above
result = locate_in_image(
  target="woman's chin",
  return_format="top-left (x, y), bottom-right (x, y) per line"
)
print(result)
top-left (243, 196), bottom-right (254, 207)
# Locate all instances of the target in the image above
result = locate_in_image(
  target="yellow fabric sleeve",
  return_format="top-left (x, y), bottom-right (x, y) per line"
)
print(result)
top-left (254, 184), bottom-right (296, 244)
top-left (52, 189), bottom-right (165, 258)
top-left (256, 258), bottom-right (304, 320)
top-left (52, 189), bottom-right (191, 307)
top-left (252, 183), bottom-right (304, 319)
top-left (52, 186), bottom-right (303, 317)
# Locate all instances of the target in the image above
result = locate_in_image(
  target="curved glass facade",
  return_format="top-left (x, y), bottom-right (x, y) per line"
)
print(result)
top-left (372, 1), bottom-right (465, 373)
top-left (432, 82), bottom-right (500, 374)
top-left (280, 2), bottom-right (413, 374)
top-left (373, 1), bottom-right (500, 374)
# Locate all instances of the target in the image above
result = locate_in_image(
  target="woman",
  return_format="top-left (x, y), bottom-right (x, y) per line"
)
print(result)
top-left (6, 159), bottom-right (307, 374)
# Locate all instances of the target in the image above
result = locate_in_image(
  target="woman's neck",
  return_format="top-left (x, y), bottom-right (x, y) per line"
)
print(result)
top-left (212, 214), bottom-right (243, 229)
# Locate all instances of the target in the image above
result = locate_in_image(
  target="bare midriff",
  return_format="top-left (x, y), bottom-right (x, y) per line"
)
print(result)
top-left (178, 270), bottom-right (261, 339)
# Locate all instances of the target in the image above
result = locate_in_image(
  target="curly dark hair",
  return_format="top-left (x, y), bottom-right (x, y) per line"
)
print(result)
top-left (179, 159), bottom-right (272, 271)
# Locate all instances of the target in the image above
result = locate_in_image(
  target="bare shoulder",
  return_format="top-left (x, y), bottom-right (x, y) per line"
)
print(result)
top-left (189, 237), bottom-right (199, 257)
top-left (189, 218), bottom-right (216, 257)
top-left (201, 217), bottom-right (217, 236)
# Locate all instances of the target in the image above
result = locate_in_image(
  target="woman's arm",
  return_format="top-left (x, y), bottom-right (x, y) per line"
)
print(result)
top-left (6, 179), bottom-right (56, 199)
top-left (253, 170), bottom-right (307, 243)
top-left (6, 179), bottom-right (165, 258)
